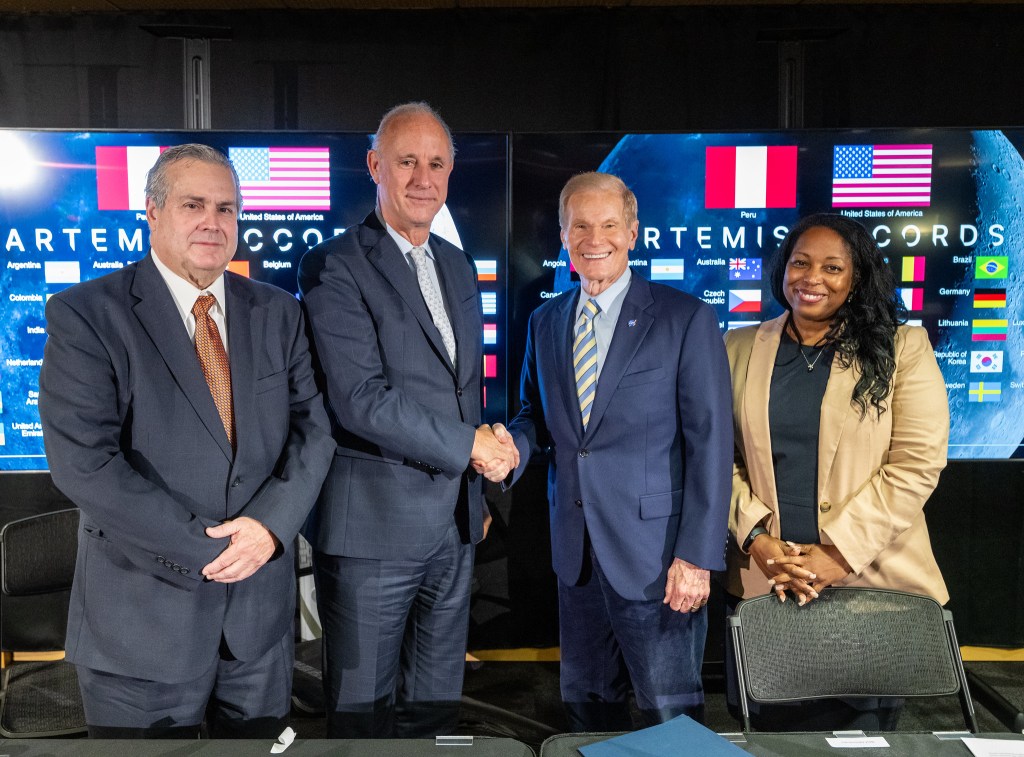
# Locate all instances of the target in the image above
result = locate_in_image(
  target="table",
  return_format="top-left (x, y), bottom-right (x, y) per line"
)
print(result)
top-left (0, 736), bottom-right (535, 756)
top-left (540, 731), bottom-right (1024, 757)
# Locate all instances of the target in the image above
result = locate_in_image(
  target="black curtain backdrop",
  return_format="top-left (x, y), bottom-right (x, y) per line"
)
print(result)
top-left (2, 6), bottom-right (1024, 133)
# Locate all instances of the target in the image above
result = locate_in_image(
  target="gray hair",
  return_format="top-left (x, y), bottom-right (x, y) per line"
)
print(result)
top-left (371, 101), bottom-right (456, 161)
top-left (558, 172), bottom-right (638, 229)
top-left (145, 143), bottom-right (243, 211)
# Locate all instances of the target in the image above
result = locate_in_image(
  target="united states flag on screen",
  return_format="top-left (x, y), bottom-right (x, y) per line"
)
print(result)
top-left (228, 147), bottom-right (330, 210)
top-left (831, 144), bottom-right (932, 207)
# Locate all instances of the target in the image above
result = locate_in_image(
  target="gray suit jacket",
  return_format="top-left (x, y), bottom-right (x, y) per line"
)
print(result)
top-left (38, 253), bottom-right (334, 683)
top-left (298, 211), bottom-right (485, 559)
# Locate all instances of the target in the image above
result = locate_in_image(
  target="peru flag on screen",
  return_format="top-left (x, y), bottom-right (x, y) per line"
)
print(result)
top-left (95, 146), bottom-right (164, 210)
top-left (705, 146), bottom-right (797, 209)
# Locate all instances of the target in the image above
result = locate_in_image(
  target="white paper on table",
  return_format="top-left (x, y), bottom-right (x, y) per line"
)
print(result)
top-left (962, 737), bottom-right (1024, 757)
top-left (271, 726), bottom-right (296, 754)
top-left (825, 736), bottom-right (890, 748)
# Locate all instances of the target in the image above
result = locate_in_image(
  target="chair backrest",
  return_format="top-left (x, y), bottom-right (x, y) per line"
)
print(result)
top-left (728, 587), bottom-right (978, 732)
top-left (0, 508), bottom-right (79, 653)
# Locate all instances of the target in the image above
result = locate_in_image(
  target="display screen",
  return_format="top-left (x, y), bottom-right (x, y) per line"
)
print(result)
top-left (0, 130), bottom-right (509, 471)
top-left (4, 128), bottom-right (1023, 468)
top-left (511, 130), bottom-right (1024, 460)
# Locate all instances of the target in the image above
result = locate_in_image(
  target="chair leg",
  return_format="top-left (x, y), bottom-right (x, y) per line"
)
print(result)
top-left (730, 622), bottom-right (753, 732)
top-left (966, 669), bottom-right (1024, 734)
top-left (943, 616), bottom-right (979, 733)
top-left (0, 666), bottom-right (12, 739)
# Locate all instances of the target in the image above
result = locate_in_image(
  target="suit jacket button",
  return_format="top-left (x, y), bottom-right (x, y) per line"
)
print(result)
top-left (156, 555), bottom-right (165, 563)
top-left (574, 499), bottom-right (583, 508)
top-left (819, 501), bottom-right (832, 513)
top-left (180, 568), bottom-right (189, 575)
top-left (457, 388), bottom-right (463, 397)
top-left (578, 449), bottom-right (589, 458)
top-left (231, 478), bottom-right (241, 488)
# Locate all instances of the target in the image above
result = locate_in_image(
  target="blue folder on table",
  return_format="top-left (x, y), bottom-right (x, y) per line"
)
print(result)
top-left (578, 715), bottom-right (748, 757)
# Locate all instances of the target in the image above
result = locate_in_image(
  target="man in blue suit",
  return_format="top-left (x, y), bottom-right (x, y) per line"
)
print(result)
top-left (38, 144), bottom-right (335, 738)
top-left (506, 172), bottom-right (732, 731)
top-left (298, 102), bottom-right (517, 738)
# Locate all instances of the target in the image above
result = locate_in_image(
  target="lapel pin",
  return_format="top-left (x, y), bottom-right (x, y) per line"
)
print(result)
top-left (628, 319), bottom-right (637, 327)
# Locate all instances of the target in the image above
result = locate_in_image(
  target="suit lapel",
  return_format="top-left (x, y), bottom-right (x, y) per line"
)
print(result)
top-left (817, 348), bottom-right (858, 495)
top-left (549, 289), bottom-right (582, 438)
top-left (130, 254), bottom-right (234, 462)
top-left (744, 315), bottom-right (784, 506)
top-left (225, 273), bottom-right (256, 465)
top-left (362, 219), bottom-right (456, 378)
top-left (584, 277), bottom-right (654, 440)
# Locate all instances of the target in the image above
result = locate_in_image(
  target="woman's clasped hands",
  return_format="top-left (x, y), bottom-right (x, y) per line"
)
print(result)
top-left (749, 534), bottom-right (852, 606)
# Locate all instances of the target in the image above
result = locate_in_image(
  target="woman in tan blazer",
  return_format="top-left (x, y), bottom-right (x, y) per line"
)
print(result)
top-left (724, 213), bottom-right (949, 730)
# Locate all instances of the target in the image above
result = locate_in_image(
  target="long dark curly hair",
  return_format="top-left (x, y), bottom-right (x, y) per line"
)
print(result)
top-left (769, 213), bottom-right (907, 418)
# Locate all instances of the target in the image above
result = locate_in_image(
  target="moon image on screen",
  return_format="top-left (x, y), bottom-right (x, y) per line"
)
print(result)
top-left (937, 130), bottom-right (1023, 459)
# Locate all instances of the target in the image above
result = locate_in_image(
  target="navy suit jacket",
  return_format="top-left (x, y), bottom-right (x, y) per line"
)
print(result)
top-left (38, 253), bottom-right (334, 683)
top-left (298, 212), bottom-right (485, 559)
top-left (508, 276), bottom-right (733, 601)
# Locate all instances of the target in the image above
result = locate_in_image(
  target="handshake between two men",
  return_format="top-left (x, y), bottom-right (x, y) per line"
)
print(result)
top-left (470, 423), bottom-right (519, 482)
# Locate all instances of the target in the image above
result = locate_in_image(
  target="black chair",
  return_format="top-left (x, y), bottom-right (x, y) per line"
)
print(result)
top-left (728, 586), bottom-right (978, 732)
top-left (0, 507), bottom-right (86, 737)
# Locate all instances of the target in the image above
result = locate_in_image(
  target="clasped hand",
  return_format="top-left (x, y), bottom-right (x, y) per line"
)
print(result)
top-left (470, 423), bottom-right (520, 482)
top-left (749, 534), bottom-right (852, 606)
top-left (202, 516), bottom-right (279, 584)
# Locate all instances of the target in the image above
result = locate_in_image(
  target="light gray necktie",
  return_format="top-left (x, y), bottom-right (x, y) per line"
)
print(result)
top-left (409, 246), bottom-right (457, 364)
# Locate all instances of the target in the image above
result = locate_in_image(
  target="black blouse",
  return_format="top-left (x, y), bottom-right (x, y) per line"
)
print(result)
top-left (768, 331), bottom-right (835, 544)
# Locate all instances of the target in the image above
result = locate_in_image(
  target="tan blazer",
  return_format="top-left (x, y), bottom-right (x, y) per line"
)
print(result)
top-left (723, 314), bottom-right (949, 603)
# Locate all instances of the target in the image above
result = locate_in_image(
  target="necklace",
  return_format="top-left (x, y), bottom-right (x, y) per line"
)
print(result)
top-left (799, 343), bottom-right (827, 372)
top-left (786, 313), bottom-right (830, 372)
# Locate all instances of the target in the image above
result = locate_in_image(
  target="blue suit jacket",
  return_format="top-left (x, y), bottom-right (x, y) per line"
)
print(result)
top-left (508, 276), bottom-right (733, 601)
top-left (298, 212), bottom-right (485, 559)
top-left (38, 253), bottom-right (334, 683)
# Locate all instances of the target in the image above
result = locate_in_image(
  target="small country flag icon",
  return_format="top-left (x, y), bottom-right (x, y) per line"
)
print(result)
top-left (973, 289), bottom-right (1006, 309)
top-left (969, 381), bottom-right (1001, 403)
top-left (902, 256), bottom-right (925, 282)
top-left (975, 256), bottom-right (1008, 280)
top-left (729, 289), bottom-right (761, 313)
top-left (972, 319), bottom-right (1008, 341)
top-left (483, 324), bottom-right (497, 345)
top-left (898, 288), bottom-right (923, 311)
top-left (475, 260), bottom-right (497, 281)
top-left (729, 258), bottom-right (762, 280)
top-left (651, 259), bottom-right (685, 281)
top-left (970, 351), bottom-right (1003, 373)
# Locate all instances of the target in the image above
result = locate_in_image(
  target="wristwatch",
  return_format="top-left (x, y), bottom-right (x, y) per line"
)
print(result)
top-left (742, 525), bottom-right (769, 553)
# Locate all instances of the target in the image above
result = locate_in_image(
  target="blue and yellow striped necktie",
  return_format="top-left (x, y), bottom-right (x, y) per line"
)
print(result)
top-left (573, 298), bottom-right (601, 429)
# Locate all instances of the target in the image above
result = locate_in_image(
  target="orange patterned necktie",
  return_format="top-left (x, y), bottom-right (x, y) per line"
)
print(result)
top-left (191, 294), bottom-right (235, 450)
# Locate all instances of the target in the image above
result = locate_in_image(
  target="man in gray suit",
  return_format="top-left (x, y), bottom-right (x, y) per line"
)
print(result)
top-left (298, 102), bottom-right (516, 738)
top-left (39, 144), bottom-right (334, 738)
